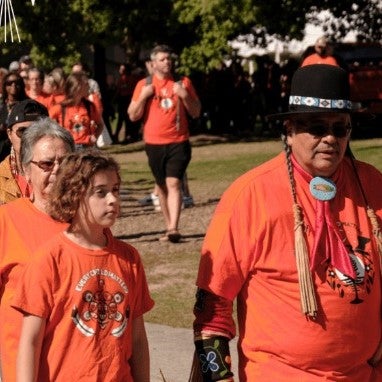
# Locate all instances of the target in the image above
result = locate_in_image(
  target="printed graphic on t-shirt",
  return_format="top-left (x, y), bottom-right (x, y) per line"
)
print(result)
top-left (327, 235), bottom-right (374, 303)
top-left (155, 88), bottom-right (176, 112)
top-left (72, 269), bottom-right (129, 338)
top-left (69, 113), bottom-right (92, 137)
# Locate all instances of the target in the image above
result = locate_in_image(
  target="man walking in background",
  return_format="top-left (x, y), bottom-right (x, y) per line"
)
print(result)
top-left (128, 45), bottom-right (201, 242)
top-left (301, 36), bottom-right (339, 67)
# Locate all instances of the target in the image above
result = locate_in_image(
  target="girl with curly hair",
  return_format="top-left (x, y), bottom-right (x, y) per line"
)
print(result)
top-left (13, 150), bottom-right (154, 382)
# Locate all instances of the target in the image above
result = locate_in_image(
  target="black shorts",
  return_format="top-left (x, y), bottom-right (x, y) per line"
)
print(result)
top-left (145, 141), bottom-right (191, 185)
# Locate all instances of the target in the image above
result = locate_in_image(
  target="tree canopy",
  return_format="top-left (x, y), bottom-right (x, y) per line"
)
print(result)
top-left (0, 0), bottom-right (380, 74)
top-left (174, 0), bottom-right (381, 73)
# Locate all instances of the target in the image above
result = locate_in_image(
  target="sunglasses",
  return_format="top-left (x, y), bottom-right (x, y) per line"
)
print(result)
top-left (13, 127), bottom-right (28, 138)
top-left (14, 127), bottom-right (27, 138)
top-left (295, 121), bottom-right (351, 138)
top-left (5, 79), bottom-right (20, 86)
top-left (30, 158), bottom-right (64, 172)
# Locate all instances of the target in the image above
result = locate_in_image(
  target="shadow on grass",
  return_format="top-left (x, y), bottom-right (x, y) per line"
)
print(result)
top-left (115, 231), bottom-right (205, 243)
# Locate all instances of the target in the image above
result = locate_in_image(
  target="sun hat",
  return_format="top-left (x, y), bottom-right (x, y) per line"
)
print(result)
top-left (6, 99), bottom-right (49, 129)
top-left (268, 64), bottom-right (356, 120)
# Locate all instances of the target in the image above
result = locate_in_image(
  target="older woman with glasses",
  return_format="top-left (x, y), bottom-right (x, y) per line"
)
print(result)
top-left (0, 118), bottom-right (75, 382)
top-left (0, 99), bottom-right (49, 205)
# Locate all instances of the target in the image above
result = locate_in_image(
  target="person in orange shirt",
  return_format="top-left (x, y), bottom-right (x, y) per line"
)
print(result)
top-left (14, 151), bottom-right (154, 382)
top-left (43, 67), bottom-right (66, 108)
top-left (0, 99), bottom-right (49, 205)
top-left (191, 65), bottom-right (382, 381)
top-left (128, 45), bottom-right (201, 242)
top-left (0, 119), bottom-right (75, 382)
top-left (49, 72), bottom-right (103, 149)
top-left (71, 61), bottom-right (104, 118)
top-left (301, 36), bottom-right (339, 67)
top-left (26, 67), bottom-right (53, 109)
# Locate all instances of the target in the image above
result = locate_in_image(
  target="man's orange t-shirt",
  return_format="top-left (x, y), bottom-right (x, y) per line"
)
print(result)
top-left (0, 198), bottom-right (68, 381)
top-left (13, 232), bottom-right (154, 382)
top-left (49, 100), bottom-right (102, 145)
top-left (301, 53), bottom-right (339, 67)
top-left (197, 153), bottom-right (382, 381)
top-left (131, 75), bottom-right (198, 144)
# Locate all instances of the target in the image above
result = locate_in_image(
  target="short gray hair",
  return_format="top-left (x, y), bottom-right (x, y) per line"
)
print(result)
top-left (21, 117), bottom-right (75, 167)
top-left (150, 44), bottom-right (172, 61)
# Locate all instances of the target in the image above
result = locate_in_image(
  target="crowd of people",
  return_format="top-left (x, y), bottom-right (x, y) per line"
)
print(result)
top-left (0, 37), bottom-right (345, 150)
top-left (190, 56), bottom-right (298, 137)
top-left (0, 51), bottom-right (303, 150)
top-left (0, 41), bottom-right (382, 381)
top-left (192, 36), bottom-right (346, 138)
top-left (0, 57), bottom-right (106, 157)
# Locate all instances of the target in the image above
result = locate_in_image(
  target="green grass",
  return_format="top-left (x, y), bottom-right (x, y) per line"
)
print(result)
top-left (188, 152), bottom-right (275, 182)
top-left (143, 251), bottom-right (201, 328)
top-left (350, 140), bottom-right (382, 168)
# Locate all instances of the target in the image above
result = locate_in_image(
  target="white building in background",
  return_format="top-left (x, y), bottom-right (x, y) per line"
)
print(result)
top-left (229, 13), bottom-right (357, 73)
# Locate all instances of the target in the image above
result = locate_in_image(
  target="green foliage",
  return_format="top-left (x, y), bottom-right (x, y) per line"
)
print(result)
top-left (174, 0), bottom-right (258, 72)
top-left (0, 0), bottom-right (127, 70)
top-left (174, 0), bottom-right (382, 73)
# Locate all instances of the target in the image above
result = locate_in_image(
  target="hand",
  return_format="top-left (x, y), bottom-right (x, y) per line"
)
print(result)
top-left (173, 81), bottom-right (187, 99)
top-left (140, 84), bottom-right (154, 100)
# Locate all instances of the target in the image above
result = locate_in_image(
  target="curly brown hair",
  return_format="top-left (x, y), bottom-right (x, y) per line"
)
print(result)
top-left (49, 149), bottom-right (121, 223)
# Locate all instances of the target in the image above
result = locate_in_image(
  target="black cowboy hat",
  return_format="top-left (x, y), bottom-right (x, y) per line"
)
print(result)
top-left (267, 64), bottom-right (369, 121)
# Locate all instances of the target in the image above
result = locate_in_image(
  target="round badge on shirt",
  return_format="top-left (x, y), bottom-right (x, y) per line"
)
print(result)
top-left (160, 98), bottom-right (173, 110)
top-left (309, 177), bottom-right (337, 201)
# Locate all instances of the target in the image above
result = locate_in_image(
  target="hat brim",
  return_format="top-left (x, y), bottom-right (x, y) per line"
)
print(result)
top-left (267, 109), bottom-right (374, 122)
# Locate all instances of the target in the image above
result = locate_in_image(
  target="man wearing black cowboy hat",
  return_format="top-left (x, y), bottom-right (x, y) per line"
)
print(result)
top-left (191, 64), bottom-right (382, 381)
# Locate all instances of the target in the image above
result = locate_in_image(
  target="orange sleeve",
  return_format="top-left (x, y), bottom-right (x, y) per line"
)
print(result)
top-left (131, 79), bottom-right (146, 102)
top-left (89, 93), bottom-right (103, 116)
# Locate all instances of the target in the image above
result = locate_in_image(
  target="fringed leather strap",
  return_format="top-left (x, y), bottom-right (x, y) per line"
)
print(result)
top-left (293, 203), bottom-right (318, 318)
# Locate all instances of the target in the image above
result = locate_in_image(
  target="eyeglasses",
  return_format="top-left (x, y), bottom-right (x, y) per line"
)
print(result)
top-left (30, 158), bottom-right (64, 172)
top-left (5, 79), bottom-right (20, 86)
top-left (295, 121), bottom-right (351, 138)
top-left (14, 127), bottom-right (28, 138)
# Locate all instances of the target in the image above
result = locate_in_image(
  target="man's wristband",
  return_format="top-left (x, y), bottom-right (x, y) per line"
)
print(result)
top-left (194, 336), bottom-right (234, 381)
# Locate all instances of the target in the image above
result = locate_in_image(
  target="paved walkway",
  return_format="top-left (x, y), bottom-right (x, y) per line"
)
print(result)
top-left (147, 322), bottom-right (238, 382)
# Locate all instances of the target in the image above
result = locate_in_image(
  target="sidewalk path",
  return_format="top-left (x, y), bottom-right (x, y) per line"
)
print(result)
top-left (146, 322), bottom-right (238, 382)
